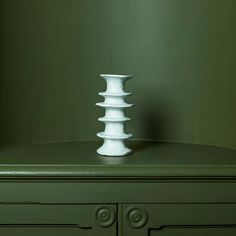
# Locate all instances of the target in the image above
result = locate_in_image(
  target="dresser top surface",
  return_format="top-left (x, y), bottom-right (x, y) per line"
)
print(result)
top-left (0, 141), bottom-right (235, 178)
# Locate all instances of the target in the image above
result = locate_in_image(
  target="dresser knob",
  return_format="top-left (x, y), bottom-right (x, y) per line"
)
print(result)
top-left (95, 206), bottom-right (115, 227)
top-left (126, 207), bottom-right (148, 228)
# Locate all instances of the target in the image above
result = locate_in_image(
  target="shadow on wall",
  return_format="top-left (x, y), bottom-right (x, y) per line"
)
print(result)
top-left (0, 0), bottom-right (5, 124)
top-left (0, 0), bottom-right (4, 74)
top-left (0, 0), bottom-right (5, 146)
top-left (130, 96), bottom-right (172, 152)
top-left (141, 102), bottom-right (167, 141)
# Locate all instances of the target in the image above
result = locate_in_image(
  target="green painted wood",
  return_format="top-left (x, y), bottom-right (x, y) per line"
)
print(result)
top-left (0, 142), bottom-right (235, 204)
top-left (0, 227), bottom-right (114, 236)
top-left (0, 141), bottom-right (235, 235)
top-left (0, 204), bottom-right (116, 236)
top-left (0, 228), bottom-right (91, 236)
top-left (151, 228), bottom-right (236, 236)
top-left (0, 204), bottom-right (93, 225)
top-left (0, 141), bottom-right (235, 178)
top-left (123, 204), bottom-right (236, 236)
top-left (1, 0), bottom-right (236, 149)
top-left (1, 182), bottom-right (236, 204)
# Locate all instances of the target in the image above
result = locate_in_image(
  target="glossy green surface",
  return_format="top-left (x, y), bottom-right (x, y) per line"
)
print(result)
top-left (0, 204), bottom-right (117, 236)
top-left (0, 229), bottom-right (92, 236)
top-left (1, 0), bottom-right (236, 149)
top-left (0, 141), bottom-right (235, 177)
top-left (123, 204), bottom-right (236, 236)
top-left (0, 141), bottom-right (235, 235)
top-left (151, 229), bottom-right (236, 236)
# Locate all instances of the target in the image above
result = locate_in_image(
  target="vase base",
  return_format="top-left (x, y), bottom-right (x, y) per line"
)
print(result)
top-left (97, 147), bottom-right (132, 157)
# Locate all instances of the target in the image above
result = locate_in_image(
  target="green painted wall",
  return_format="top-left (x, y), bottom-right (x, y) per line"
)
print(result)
top-left (0, 0), bottom-right (236, 149)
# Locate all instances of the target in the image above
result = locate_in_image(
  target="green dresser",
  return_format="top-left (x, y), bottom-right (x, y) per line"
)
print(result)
top-left (0, 141), bottom-right (236, 235)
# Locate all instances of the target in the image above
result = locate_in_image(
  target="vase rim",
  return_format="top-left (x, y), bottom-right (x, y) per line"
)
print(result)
top-left (100, 74), bottom-right (132, 79)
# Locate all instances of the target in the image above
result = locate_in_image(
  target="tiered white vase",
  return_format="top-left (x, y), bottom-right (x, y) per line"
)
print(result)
top-left (96, 74), bottom-right (133, 156)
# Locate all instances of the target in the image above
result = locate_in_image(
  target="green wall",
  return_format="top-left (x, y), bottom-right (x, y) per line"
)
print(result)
top-left (0, 0), bottom-right (236, 149)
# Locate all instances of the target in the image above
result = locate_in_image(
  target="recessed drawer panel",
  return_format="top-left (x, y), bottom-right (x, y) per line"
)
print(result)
top-left (0, 204), bottom-right (116, 236)
top-left (150, 227), bottom-right (236, 236)
top-left (123, 203), bottom-right (236, 236)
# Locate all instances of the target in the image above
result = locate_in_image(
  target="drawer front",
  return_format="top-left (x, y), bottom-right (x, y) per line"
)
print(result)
top-left (0, 227), bottom-right (90, 236)
top-left (150, 227), bottom-right (236, 236)
top-left (123, 203), bottom-right (236, 236)
top-left (1, 181), bottom-right (236, 203)
top-left (0, 204), bottom-right (116, 236)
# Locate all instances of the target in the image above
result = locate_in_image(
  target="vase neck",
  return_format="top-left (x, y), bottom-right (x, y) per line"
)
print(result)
top-left (100, 74), bottom-right (131, 94)
top-left (105, 77), bottom-right (125, 94)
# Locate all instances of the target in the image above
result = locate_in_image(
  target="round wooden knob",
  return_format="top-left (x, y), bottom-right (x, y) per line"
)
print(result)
top-left (95, 206), bottom-right (115, 227)
top-left (126, 207), bottom-right (148, 228)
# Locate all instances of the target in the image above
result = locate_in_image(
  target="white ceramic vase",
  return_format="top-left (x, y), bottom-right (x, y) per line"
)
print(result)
top-left (96, 74), bottom-right (133, 156)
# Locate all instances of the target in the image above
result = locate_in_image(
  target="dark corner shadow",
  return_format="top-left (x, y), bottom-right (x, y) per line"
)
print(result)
top-left (0, 0), bottom-right (5, 82)
top-left (129, 140), bottom-right (157, 152)
top-left (0, 0), bottom-right (6, 148)
top-left (0, 0), bottom-right (5, 53)
top-left (129, 97), bottom-right (170, 153)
